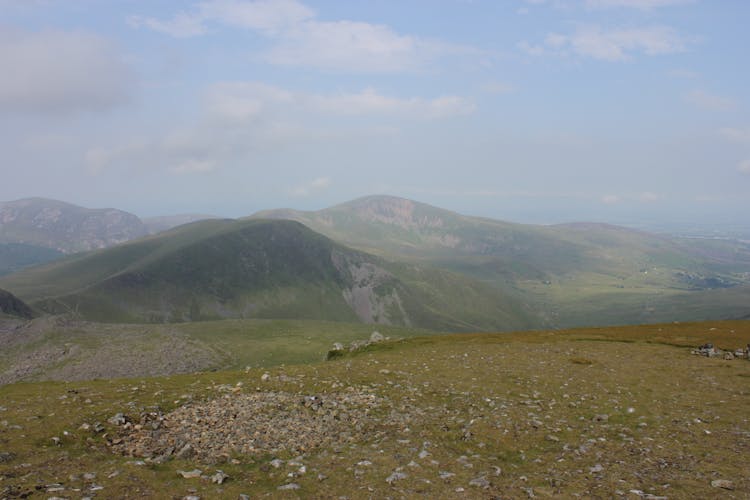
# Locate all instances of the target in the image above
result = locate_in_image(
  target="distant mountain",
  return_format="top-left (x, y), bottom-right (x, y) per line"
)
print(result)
top-left (0, 198), bottom-right (147, 254)
top-left (0, 288), bottom-right (33, 319)
top-left (253, 195), bottom-right (750, 327)
top-left (0, 243), bottom-right (64, 276)
top-left (0, 219), bottom-right (537, 331)
top-left (143, 214), bottom-right (219, 234)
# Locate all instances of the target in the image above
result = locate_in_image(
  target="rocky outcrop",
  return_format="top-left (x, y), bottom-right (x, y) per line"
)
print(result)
top-left (331, 251), bottom-right (411, 326)
top-left (692, 342), bottom-right (749, 360)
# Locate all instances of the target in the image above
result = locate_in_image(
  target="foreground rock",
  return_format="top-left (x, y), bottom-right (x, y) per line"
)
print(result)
top-left (113, 388), bottom-right (404, 463)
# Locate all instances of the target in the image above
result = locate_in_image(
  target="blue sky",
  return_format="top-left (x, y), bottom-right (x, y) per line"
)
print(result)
top-left (1, 0), bottom-right (748, 228)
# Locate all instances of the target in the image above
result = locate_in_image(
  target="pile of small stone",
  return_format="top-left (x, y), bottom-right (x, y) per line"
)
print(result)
top-left (111, 388), bottom-right (393, 463)
top-left (691, 343), bottom-right (749, 360)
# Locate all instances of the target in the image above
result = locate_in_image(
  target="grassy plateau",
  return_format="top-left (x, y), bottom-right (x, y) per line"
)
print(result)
top-left (0, 319), bottom-right (748, 498)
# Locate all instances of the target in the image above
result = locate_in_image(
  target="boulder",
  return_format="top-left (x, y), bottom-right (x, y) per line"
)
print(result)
top-left (370, 331), bottom-right (385, 343)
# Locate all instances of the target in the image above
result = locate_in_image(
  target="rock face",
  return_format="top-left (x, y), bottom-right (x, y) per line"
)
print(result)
top-left (332, 251), bottom-right (411, 326)
top-left (0, 198), bottom-right (147, 253)
top-left (0, 288), bottom-right (32, 319)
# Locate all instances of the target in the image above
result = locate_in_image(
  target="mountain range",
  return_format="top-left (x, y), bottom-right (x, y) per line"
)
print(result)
top-left (0, 218), bottom-right (535, 331)
top-left (1, 195), bottom-right (749, 330)
top-left (253, 195), bottom-right (750, 327)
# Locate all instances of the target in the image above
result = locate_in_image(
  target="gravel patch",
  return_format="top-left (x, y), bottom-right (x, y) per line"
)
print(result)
top-left (114, 388), bottom-right (402, 463)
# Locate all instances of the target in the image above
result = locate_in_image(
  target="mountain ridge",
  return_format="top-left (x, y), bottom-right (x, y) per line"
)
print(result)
top-left (0, 218), bottom-right (536, 331)
top-left (251, 195), bottom-right (750, 327)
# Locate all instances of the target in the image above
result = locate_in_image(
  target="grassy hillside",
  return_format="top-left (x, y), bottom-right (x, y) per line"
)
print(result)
top-left (0, 219), bottom-right (536, 331)
top-left (254, 195), bottom-right (750, 326)
top-left (0, 319), bottom-right (747, 498)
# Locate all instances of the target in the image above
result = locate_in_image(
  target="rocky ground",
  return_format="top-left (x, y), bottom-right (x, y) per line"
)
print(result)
top-left (0, 321), bottom-right (748, 498)
top-left (0, 317), bottom-right (223, 386)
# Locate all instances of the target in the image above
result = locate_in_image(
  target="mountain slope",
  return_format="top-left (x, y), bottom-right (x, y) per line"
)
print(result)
top-left (253, 195), bottom-right (750, 327)
top-left (0, 198), bottom-right (148, 253)
top-left (0, 243), bottom-right (64, 276)
top-left (142, 214), bottom-right (219, 234)
top-left (0, 219), bottom-right (537, 331)
top-left (0, 288), bottom-right (33, 319)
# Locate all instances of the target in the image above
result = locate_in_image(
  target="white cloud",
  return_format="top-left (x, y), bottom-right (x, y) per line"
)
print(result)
top-left (198, 0), bottom-right (314, 34)
top-left (683, 90), bottom-right (735, 112)
top-left (666, 68), bottom-right (698, 79)
top-left (639, 192), bottom-right (659, 202)
top-left (309, 88), bottom-right (475, 118)
top-left (264, 20), bottom-right (452, 72)
top-left (291, 176), bottom-right (331, 196)
top-left (130, 0), bottom-right (470, 72)
top-left (585, 0), bottom-right (694, 9)
top-left (719, 127), bottom-right (750, 144)
top-left (517, 40), bottom-right (546, 56)
top-left (207, 82), bottom-right (293, 122)
top-left (207, 82), bottom-right (475, 121)
top-left (554, 25), bottom-right (684, 61)
top-left (84, 81), bottom-right (473, 179)
top-left (127, 12), bottom-right (207, 38)
top-left (84, 142), bottom-right (149, 174)
top-left (0, 28), bottom-right (132, 114)
top-left (482, 82), bottom-right (515, 94)
top-left (738, 160), bottom-right (750, 174)
top-left (601, 194), bottom-right (620, 204)
top-left (523, 25), bottom-right (685, 61)
top-left (170, 159), bottom-right (217, 174)
top-left (84, 133), bottom-right (224, 176)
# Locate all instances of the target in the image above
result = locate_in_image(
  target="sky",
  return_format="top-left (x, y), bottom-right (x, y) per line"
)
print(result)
top-left (1, 0), bottom-right (749, 229)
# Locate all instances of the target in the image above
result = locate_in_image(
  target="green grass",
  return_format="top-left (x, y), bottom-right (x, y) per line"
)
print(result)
top-left (174, 318), bottom-right (438, 369)
top-left (0, 319), bottom-right (748, 497)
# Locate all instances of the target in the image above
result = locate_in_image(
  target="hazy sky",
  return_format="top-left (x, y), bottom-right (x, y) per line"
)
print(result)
top-left (1, 0), bottom-right (748, 226)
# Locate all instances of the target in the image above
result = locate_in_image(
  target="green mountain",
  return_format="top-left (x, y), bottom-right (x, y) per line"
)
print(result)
top-left (253, 195), bottom-right (750, 327)
top-left (0, 197), bottom-right (147, 253)
top-left (0, 218), bottom-right (537, 331)
top-left (0, 288), bottom-right (33, 319)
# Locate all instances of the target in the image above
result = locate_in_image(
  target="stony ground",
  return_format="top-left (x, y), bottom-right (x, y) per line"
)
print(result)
top-left (0, 317), bottom-right (222, 386)
top-left (0, 320), bottom-right (748, 498)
